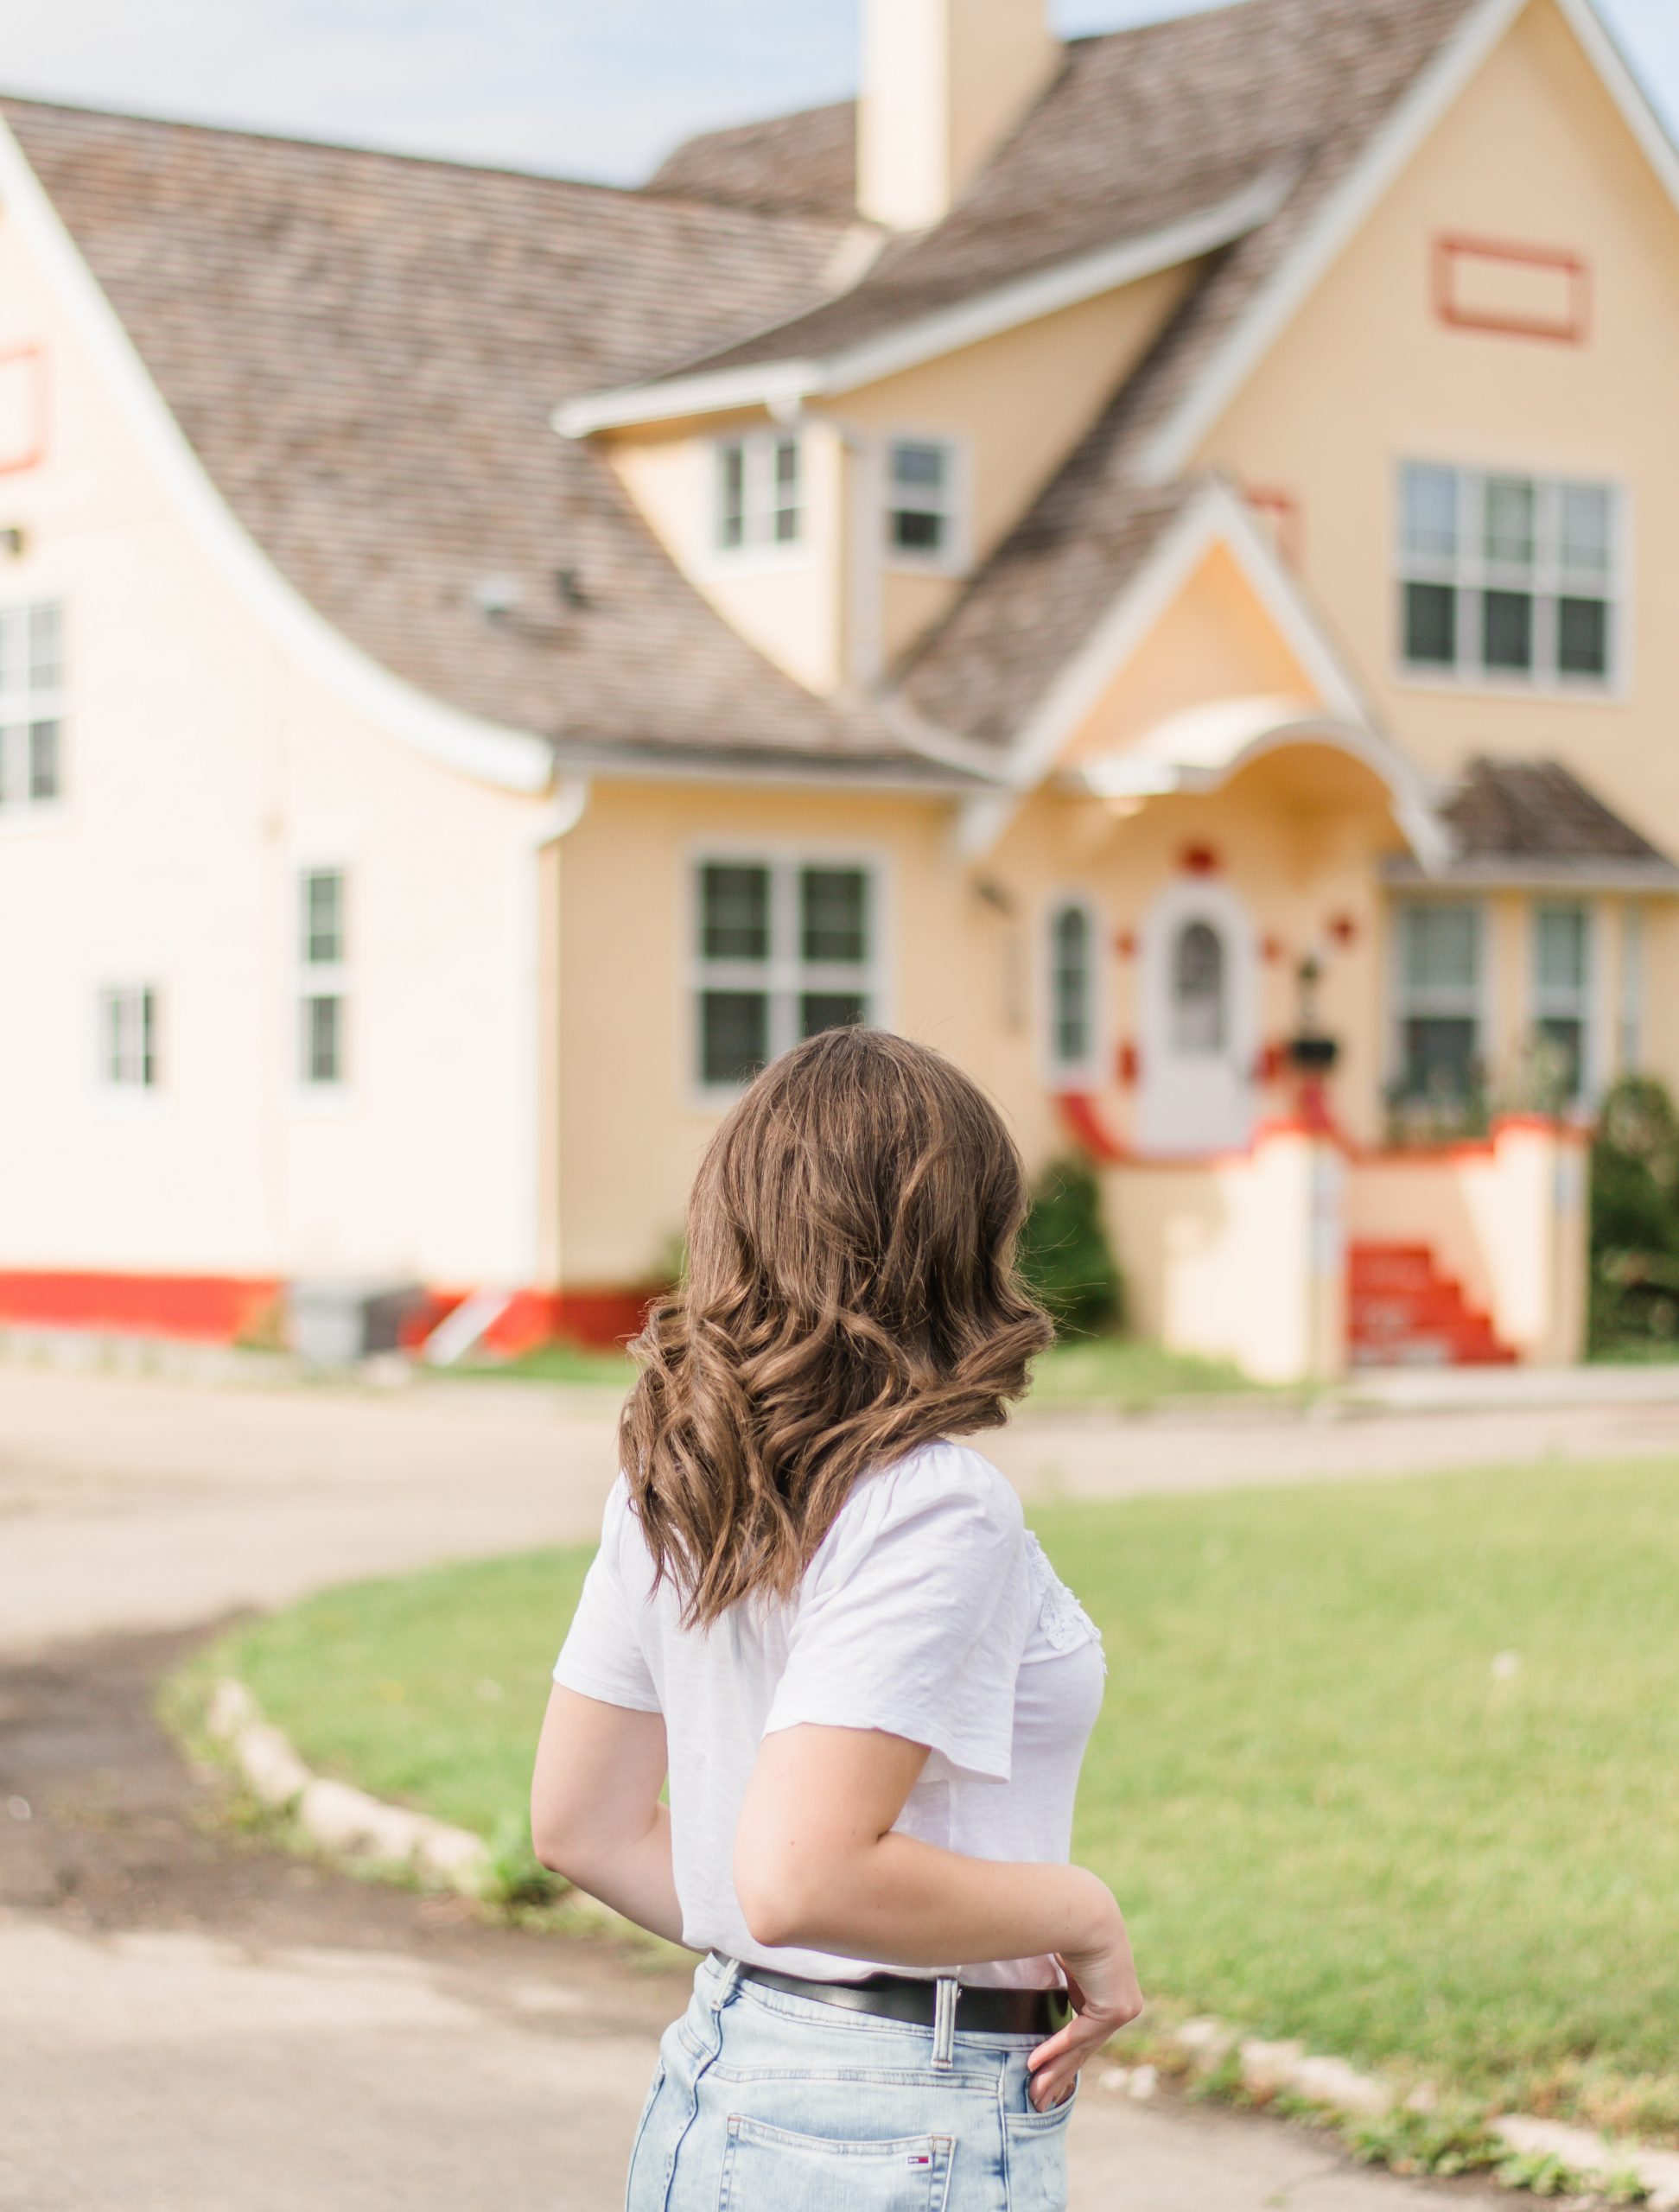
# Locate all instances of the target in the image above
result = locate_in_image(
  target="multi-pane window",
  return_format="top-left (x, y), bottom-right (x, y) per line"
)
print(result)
top-left (1532, 902), bottom-right (1593, 1102)
top-left (886, 438), bottom-right (961, 565)
top-left (1047, 901), bottom-right (1097, 1076)
top-left (1398, 465), bottom-right (1619, 686)
top-left (298, 867), bottom-right (347, 1087)
top-left (1394, 900), bottom-right (1484, 1102)
top-left (695, 857), bottom-right (876, 1090)
top-left (0, 600), bottom-right (65, 812)
top-left (99, 985), bottom-right (158, 1090)
top-left (715, 434), bottom-right (802, 553)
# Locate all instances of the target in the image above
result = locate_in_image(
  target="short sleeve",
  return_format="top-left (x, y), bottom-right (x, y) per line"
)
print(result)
top-left (761, 1450), bottom-right (1030, 1783)
top-left (552, 1475), bottom-right (662, 1713)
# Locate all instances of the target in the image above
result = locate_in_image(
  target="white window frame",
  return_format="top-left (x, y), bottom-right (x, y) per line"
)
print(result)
top-left (295, 862), bottom-right (351, 1097)
top-left (94, 981), bottom-right (161, 1098)
top-left (1388, 897), bottom-right (1492, 1101)
top-left (0, 597), bottom-right (67, 830)
top-left (709, 430), bottom-right (805, 566)
top-left (1043, 893), bottom-right (1103, 1085)
top-left (881, 431), bottom-right (970, 575)
top-left (1395, 462), bottom-right (1627, 698)
top-left (1619, 903), bottom-right (1644, 1075)
top-left (1530, 899), bottom-right (1597, 1105)
top-left (688, 847), bottom-right (888, 1106)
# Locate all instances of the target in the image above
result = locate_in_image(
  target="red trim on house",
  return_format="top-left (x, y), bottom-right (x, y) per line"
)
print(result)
top-left (1432, 235), bottom-right (1590, 345)
top-left (0, 1269), bottom-right (280, 1340)
top-left (0, 1269), bottom-right (664, 1355)
top-left (1180, 843), bottom-right (1221, 875)
top-left (0, 344), bottom-right (48, 477)
top-left (1243, 485), bottom-right (1303, 568)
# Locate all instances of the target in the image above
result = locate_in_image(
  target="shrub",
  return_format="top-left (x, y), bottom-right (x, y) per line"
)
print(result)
top-left (1018, 1154), bottom-right (1123, 1337)
top-left (1589, 1076), bottom-right (1679, 1351)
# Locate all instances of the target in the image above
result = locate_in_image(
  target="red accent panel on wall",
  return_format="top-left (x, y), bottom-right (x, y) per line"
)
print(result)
top-left (1116, 1039), bottom-right (1141, 1089)
top-left (1181, 844), bottom-right (1220, 876)
top-left (1433, 235), bottom-right (1589, 345)
top-left (1243, 486), bottom-right (1303, 568)
top-left (0, 346), bottom-right (48, 477)
top-left (0, 1269), bottom-right (278, 1340)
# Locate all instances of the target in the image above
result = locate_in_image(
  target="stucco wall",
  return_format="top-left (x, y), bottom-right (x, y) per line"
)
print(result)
top-left (1201, 0), bottom-right (1679, 853)
top-left (0, 175), bottom-right (552, 1292)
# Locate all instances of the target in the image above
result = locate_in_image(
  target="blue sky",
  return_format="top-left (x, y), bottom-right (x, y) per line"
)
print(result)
top-left (6, 0), bottom-right (1677, 188)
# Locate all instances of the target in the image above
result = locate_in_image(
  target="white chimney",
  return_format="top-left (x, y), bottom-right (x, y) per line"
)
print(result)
top-left (858, 0), bottom-right (1059, 232)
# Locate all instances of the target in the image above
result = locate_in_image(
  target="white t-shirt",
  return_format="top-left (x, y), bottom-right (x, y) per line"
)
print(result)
top-left (551, 1439), bottom-right (1107, 1987)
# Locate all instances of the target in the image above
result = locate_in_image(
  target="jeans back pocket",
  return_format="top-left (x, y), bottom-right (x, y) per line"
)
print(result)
top-left (1002, 2081), bottom-right (1076, 2212)
top-left (718, 2114), bottom-right (952, 2211)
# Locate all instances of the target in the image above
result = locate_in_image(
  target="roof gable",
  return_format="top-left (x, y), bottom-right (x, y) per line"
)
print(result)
top-left (2, 95), bottom-right (954, 782)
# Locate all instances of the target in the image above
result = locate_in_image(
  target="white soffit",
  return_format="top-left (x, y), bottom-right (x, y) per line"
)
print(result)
top-left (553, 168), bottom-right (1295, 439)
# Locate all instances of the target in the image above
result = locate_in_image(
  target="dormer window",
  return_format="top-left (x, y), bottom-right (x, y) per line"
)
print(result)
top-left (885, 436), bottom-right (965, 570)
top-left (715, 432), bottom-right (801, 553)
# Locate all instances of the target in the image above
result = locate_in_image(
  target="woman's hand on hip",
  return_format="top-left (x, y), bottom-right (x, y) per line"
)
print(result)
top-left (1025, 1873), bottom-right (1143, 2112)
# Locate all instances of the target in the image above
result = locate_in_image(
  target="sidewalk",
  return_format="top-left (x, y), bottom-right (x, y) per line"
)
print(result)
top-left (6, 1357), bottom-right (1679, 1656)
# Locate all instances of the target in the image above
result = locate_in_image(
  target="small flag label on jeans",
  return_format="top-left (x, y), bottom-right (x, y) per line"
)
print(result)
top-left (908, 2152), bottom-right (931, 2165)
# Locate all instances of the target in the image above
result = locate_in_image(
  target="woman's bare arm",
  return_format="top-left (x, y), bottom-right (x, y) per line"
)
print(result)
top-left (529, 1686), bottom-right (684, 1945)
top-left (734, 1724), bottom-right (1142, 2109)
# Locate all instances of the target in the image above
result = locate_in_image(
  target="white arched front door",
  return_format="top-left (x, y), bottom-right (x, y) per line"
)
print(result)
top-left (1138, 879), bottom-right (1259, 1154)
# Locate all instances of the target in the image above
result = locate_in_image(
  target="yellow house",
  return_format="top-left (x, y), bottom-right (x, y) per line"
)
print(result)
top-left (3, 0), bottom-right (1677, 1376)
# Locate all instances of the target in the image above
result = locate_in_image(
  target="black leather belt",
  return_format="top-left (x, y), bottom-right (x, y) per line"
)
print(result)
top-left (724, 1955), bottom-right (1072, 2037)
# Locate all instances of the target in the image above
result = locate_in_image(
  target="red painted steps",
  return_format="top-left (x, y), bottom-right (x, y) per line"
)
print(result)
top-left (1348, 1242), bottom-right (1517, 1367)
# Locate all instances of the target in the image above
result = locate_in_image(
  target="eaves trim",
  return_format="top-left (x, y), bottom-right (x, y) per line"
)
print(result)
top-left (0, 116), bottom-right (556, 797)
top-left (553, 168), bottom-right (1295, 439)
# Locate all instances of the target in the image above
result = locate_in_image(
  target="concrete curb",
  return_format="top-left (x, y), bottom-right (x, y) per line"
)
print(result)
top-left (206, 1679), bottom-right (489, 1892)
top-left (202, 1680), bottom-right (1678, 2206)
top-left (1144, 2019), bottom-right (1679, 2208)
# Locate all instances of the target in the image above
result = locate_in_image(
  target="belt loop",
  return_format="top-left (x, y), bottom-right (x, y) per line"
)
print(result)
top-left (932, 1975), bottom-right (959, 2069)
top-left (709, 1954), bottom-right (742, 2012)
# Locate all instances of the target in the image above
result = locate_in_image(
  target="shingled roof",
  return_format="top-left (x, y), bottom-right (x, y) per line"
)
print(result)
top-left (1389, 758), bottom-right (1679, 883)
top-left (891, 0), bottom-right (1481, 748)
top-left (647, 101), bottom-right (859, 223)
top-left (3, 0), bottom-right (1514, 780)
top-left (2, 97), bottom-right (953, 779)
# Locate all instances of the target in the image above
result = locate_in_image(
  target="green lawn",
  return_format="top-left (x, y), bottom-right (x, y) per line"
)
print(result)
top-left (446, 1334), bottom-right (1254, 1406)
top-left (194, 1458), bottom-right (1679, 2142)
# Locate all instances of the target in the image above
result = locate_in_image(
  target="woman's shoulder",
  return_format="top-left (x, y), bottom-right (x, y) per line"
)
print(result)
top-left (840, 1437), bottom-right (1025, 1544)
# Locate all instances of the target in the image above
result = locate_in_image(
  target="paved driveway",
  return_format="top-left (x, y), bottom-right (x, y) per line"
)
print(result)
top-left (8, 1358), bottom-right (1666, 2209)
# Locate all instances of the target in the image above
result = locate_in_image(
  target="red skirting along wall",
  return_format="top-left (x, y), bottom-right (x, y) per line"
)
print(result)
top-left (0, 1270), bottom-right (661, 1354)
top-left (0, 1270), bottom-right (282, 1342)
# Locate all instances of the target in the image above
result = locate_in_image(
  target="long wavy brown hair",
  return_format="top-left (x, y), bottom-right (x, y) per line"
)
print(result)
top-left (620, 1028), bottom-right (1053, 1629)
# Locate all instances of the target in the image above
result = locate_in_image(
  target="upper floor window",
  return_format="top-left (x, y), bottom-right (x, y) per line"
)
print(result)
top-left (1046, 899), bottom-right (1098, 1080)
top-left (0, 599), bottom-right (64, 813)
top-left (1531, 900), bottom-right (1593, 1103)
top-left (1398, 465), bottom-right (1619, 689)
top-left (99, 983), bottom-right (159, 1091)
top-left (693, 856), bottom-right (877, 1092)
top-left (298, 867), bottom-right (348, 1087)
top-left (715, 433), bottom-right (801, 553)
top-left (885, 437), bottom-right (964, 569)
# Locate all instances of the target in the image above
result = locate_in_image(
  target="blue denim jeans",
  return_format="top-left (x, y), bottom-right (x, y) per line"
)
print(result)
top-left (625, 1951), bottom-right (1077, 2211)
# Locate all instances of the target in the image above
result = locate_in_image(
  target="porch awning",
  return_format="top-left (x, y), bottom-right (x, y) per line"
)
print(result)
top-left (1381, 757), bottom-right (1679, 893)
top-left (1057, 694), bottom-right (1451, 871)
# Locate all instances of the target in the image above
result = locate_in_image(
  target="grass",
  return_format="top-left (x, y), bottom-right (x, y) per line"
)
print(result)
top-left (444, 1334), bottom-right (1255, 1407)
top-left (191, 1457), bottom-right (1679, 2145)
